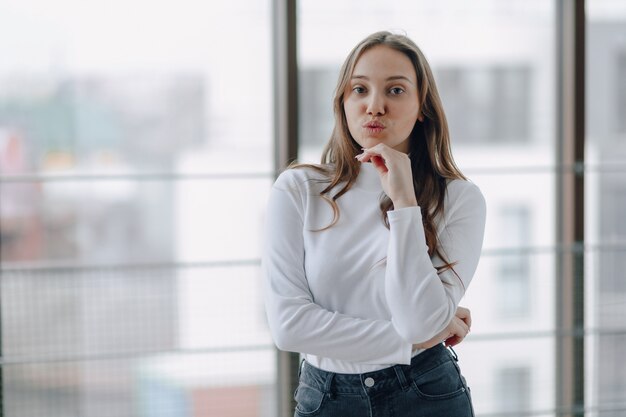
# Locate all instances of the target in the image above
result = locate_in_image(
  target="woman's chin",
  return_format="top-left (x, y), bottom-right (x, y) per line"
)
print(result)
top-left (360, 137), bottom-right (384, 147)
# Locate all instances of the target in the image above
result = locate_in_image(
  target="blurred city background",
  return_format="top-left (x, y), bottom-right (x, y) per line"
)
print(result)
top-left (0, 0), bottom-right (624, 416)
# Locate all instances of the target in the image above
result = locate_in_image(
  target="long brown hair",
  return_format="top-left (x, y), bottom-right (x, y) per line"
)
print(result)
top-left (288, 31), bottom-right (466, 275)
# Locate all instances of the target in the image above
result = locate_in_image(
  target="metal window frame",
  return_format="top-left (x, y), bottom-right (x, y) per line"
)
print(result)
top-left (272, 1), bottom-right (300, 416)
top-left (556, 0), bottom-right (586, 416)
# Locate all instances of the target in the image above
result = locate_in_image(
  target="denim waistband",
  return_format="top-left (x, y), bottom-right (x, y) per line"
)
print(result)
top-left (298, 344), bottom-right (456, 397)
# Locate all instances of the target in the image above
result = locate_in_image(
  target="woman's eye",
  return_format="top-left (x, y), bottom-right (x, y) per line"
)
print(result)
top-left (390, 87), bottom-right (405, 95)
top-left (353, 86), bottom-right (366, 94)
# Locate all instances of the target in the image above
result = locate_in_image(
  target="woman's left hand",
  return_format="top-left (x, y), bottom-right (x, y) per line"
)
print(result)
top-left (411, 306), bottom-right (471, 350)
top-left (355, 143), bottom-right (417, 209)
top-left (443, 306), bottom-right (471, 348)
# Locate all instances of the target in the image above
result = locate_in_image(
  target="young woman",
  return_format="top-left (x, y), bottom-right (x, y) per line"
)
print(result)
top-left (262, 31), bottom-right (486, 416)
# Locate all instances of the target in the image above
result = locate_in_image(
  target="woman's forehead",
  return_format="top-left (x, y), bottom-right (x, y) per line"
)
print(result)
top-left (351, 46), bottom-right (416, 81)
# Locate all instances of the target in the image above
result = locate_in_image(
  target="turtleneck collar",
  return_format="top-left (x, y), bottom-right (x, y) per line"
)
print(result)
top-left (354, 162), bottom-right (383, 192)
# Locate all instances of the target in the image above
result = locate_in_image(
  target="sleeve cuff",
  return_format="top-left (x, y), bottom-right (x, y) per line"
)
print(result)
top-left (387, 205), bottom-right (422, 222)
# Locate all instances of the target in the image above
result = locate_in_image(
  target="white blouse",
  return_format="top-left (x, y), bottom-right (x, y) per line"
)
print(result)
top-left (262, 161), bottom-right (486, 374)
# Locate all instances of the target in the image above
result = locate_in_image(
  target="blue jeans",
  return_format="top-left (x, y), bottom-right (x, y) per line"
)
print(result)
top-left (293, 344), bottom-right (474, 417)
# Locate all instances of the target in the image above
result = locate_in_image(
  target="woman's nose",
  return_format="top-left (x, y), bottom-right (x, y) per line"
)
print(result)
top-left (366, 93), bottom-right (385, 115)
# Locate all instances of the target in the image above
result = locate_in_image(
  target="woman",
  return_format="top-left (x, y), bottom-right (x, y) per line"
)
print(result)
top-left (262, 31), bottom-right (486, 416)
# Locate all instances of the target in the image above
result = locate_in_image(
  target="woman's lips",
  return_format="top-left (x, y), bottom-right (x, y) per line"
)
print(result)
top-left (363, 121), bottom-right (385, 135)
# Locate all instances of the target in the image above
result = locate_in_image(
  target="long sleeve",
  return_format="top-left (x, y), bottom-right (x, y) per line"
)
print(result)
top-left (385, 182), bottom-right (486, 344)
top-left (261, 173), bottom-right (413, 365)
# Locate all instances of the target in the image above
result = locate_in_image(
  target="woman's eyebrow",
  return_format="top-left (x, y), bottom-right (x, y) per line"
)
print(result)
top-left (351, 75), bottom-right (414, 85)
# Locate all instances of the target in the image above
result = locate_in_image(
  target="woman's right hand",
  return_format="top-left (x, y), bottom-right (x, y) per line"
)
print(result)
top-left (411, 306), bottom-right (471, 350)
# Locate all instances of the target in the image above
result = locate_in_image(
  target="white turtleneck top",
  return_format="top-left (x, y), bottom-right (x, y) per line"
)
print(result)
top-left (261, 161), bottom-right (486, 374)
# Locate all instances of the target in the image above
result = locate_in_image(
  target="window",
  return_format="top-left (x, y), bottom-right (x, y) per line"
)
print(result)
top-left (299, 68), bottom-right (338, 150)
top-left (496, 206), bottom-right (532, 318)
top-left (588, 3), bottom-right (626, 414)
top-left (437, 66), bottom-right (531, 144)
top-left (2, 1), bottom-right (625, 416)
top-left (0, 1), bottom-right (275, 416)
top-left (298, 1), bottom-right (556, 414)
top-left (618, 51), bottom-right (626, 134)
top-left (495, 366), bottom-right (532, 412)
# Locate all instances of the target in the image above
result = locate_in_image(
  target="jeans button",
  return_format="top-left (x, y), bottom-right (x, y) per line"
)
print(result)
top-left (364, 377), bottom-right (375, 387)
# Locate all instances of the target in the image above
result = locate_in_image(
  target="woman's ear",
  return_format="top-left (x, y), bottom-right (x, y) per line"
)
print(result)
top-left (416, 105), bottom-right (424, 122)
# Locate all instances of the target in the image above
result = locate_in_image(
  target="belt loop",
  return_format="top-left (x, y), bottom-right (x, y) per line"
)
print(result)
top-left (323, 372), bottom-right (336, 399)
top-left (298, 358), bottom-right (305, 379)
top-left (448, 346), bottom-right (459, 362)
top-left (393, 365), bottom-right (409, 390)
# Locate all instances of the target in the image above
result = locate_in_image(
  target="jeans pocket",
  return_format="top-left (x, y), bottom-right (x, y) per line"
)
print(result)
top-left (294, 383), bottom-right (326, 416)
top-left (410, 359), bottom-right (467, 401)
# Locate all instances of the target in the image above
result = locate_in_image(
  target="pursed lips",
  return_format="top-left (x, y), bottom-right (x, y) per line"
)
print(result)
top-left (363, 121), bottom-right (385, 134)
top-left (363, 121), bottom-right (385, 128)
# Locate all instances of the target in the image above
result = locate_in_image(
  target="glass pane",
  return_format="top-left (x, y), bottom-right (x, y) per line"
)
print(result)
top-left (175, 177), bottom-right (273, 263)
top-left (2, 266), bottom-right (177, 360)
top-left (587, 2), bottom-right (626, 415)
top-left (0, 1), bottom-right (272, 175)
top-left (469, 172), bottom-right (556, 251)
top-left (3, 351), bottom-right (276, 417)
top-left (587, 1), bottom-right (626, 165)
top-left (297, 0), bottom-right (555, 170)
top-left (586, 170), bottom-right (626, 334)
top-left (453, 337), bottom-right (555, 415)
top-left (178, 265), bottom-right (273, 349)
top-left (464, 253), bottom-right (555, 331)
top-left (587, 246), bottom-right (626, 329)
top-left (585, 169), bottom-right (626, 247)
top-left (586, 245), bottom-right (626, 417)
top-left (586, 333), bottom-right (626, 417)
top-left (1, 265), bottom-right (271, 360)
top-left (0, 1), bottom-right (274, 416)
top-left (0, 177), bottom-right (272, 265)
top-left (298, 2), bottom-right (557, 415)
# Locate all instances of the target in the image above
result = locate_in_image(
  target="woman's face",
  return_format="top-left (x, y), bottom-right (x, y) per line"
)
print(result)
top-left (343, 45), bottom-right (422, 154)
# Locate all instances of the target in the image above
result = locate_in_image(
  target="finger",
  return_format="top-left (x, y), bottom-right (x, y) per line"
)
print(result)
top-left (362, 147), bottom-right (408, 177)
top-left (355, 153), bottom-right (389, 174)
top-left (444, 335), bottom-right (462, 347)
top-left (370, 155), bottom-right (388, 172)
top-left (446, 323), bottom-right (468, 345)
top-left (361, 144), bottom-right (399, 166)
top-left (453, 317), bottom-right (470, 336)
top-left (355, 153), bottom-right (371, 162)
top-left (460, 320), bottom-right (470, 335)
top-left (358, 151), bottom-right (388, 175)
top-left (455, 306), bottom-right (469, 319)
top-left (356, 151), bottom-right (384, 164)
top-left (455, 306), bottom-right (472, 329)
top-left (444, 337), bottom-right (456, 347)
top-left (461, 307), bottom-right (472, 327)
